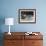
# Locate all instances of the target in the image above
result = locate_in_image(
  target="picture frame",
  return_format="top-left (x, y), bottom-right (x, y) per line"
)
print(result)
top-left (18, 9), bottom-right (36, 24)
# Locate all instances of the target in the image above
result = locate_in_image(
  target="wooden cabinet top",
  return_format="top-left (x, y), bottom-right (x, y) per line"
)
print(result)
top-left (4, 32), bottom-right (43, 40)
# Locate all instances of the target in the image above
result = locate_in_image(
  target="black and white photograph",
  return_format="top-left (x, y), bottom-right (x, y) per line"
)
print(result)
top-left (18, 9), bottom-right (36, 23)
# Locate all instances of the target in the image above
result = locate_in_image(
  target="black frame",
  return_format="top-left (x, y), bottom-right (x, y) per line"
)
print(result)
top-left (18, 9), bottom-right (36, 24)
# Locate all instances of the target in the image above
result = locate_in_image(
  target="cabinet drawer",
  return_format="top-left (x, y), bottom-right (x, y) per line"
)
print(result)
top-left (4, 40), bottom-right (16, 46)
top-left (24, 40), bottom-right (43, 46)
top-left (25, 35), bottom-right (43, 40)
top-left (32, 40), bottom-right (43, 46)
top-left (4, 40), bottom-right (24, 46)
top-left (4, 35), bottom-right (24, 40)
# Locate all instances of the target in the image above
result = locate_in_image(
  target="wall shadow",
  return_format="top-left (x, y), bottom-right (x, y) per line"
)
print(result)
top-left (0, 16), bottom-right (5, 46)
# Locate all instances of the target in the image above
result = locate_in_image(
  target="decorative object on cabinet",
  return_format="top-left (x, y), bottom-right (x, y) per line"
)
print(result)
top-left (18, 9), bottom-right (36, 23)
top-left (25, 32), bottom-right (38, 35)
top-left (4, 32), bottom-right (43, 46)
top-left (5, 18), bottom-right (14, 35)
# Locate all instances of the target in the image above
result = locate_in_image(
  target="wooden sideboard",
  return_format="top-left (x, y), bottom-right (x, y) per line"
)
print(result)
top-left (4, 32), bottom-right (43, 46)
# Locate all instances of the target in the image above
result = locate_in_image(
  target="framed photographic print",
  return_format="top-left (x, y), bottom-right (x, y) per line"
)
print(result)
top-left (18, 9), bottom-right (36, 23)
